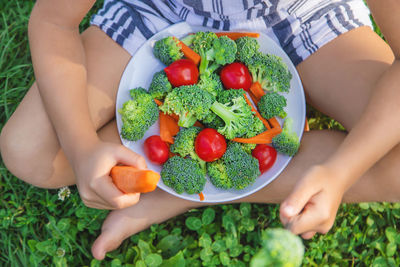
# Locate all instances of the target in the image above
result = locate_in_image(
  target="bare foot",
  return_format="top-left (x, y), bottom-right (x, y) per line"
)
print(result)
top-left (91, 188), bottom-right (201, 260)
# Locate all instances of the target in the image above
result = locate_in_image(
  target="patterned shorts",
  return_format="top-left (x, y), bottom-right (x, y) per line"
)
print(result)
top-left (90, 0), bottom-right (372, 66)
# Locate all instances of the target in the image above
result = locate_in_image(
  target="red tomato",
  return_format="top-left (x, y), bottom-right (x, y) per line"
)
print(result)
top-left (252, 144), bottom-right (277, 173)
top-left (143, 135), bottom-right (169, 165)
top-left (195, 128), bottom-right (227, 162)
top-left (164, 59), bottom-right (199, 87)
top-left (220, 62), bottom-right (252, 91)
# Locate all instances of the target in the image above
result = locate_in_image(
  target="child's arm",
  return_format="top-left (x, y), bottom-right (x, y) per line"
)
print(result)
top-left (280, 1), bottom-right (400, 237)
top-left (28, 0), bottom-right (145, 209)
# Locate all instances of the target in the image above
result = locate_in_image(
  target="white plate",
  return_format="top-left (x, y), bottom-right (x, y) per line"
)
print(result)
top-left (116, 22), bottom-right (305, 203)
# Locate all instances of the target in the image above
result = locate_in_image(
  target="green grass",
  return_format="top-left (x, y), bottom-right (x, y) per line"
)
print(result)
top-left (1, 1), bottom-right (400, 266)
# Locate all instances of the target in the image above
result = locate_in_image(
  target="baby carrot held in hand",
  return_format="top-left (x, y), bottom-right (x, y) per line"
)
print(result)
top-left (111, 166), bottom-right (160, 194)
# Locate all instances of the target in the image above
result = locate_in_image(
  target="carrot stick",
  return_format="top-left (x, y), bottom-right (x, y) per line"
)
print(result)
top-left (154, 98), bottom-right (163, 106)
top-left (304, 117), bottom-right (310, 132)
top-left (173, 37), bottom-right (201, 65)
top-left (249, 82), bottom-right (265, 103)
top-left (194, 121), bottom-right (205, 128)
top-left (243, 94), bottom-right (271, 130)
top-left (111, 166), bottom-right (160, 194)
top-left (198, 192), bottom-right (205, 201)
top-left (248, 90), bottom-right (260, 106)
top-left (232, 128), bottom-right (281, 144)
top-left (215, 32), bottom-right (260, 40)
top-left (268, 117), bottom-right (281, 131)
top-left (159, 112), bottom-right (180, 144)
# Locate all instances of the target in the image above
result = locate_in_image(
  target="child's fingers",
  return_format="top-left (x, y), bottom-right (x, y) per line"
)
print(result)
top-left (93, 175), bottom-right (140, 209)
top-left (115, 146), bottom-right (147, 170)
top-left (287, 194), bottom-right (332, 236)
top-left (280, 178), bottom-right (318, 225)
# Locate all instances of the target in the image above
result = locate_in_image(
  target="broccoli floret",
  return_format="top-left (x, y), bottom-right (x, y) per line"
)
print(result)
top-left (241, 115), bottom-right (266, 154)
top-left (214, 89), bottom-right (254, 138)
top-left (235, 36), bottom-right (260, 63)
top-left (153, 36), bottom-right (183, 65)
top-left (191, 32), bottom-right (236, 76)
top-left (161, 156), bottom-right (206, 194)
top-left (201, 112), bottom-right (225, 129)
top-left (200, 36), bottom-right (237, 75)
top-left (217, 89), bottom-right (246, 104)
top-left (198, 73), bottom-right (224, 97)
top-left (250, 228), bottom-right (304, 267)
top-left (119, 88), bottom-right (159, 141)
top-left (258, 91), bottom-right (287, 119)
top-left (210, 96), bottom-right (254, 139)
top-left (240, 143), bottom-right (257, 154)
top-left (170, 126), bottom-right (206, 172)
top-left (191, 31), bottom-right (218, 55)
top-left (246, 52), bottom-right (292, 93)
top-left (148, 71), bottom-right (172, 100)
top-left (272, 118), bottom-right (300, 156)
top-left (207, 161), bottom-right (232, 189)
top-left (160, 85), bottom-right (215, 127)
top-left (207, 142), bottom-right (260, 190)
top-left (246, 115), bottom-right (266, 138)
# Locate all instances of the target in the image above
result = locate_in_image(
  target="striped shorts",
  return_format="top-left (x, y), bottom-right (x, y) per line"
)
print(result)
top-left (90, 0), bottom-right (372, 66)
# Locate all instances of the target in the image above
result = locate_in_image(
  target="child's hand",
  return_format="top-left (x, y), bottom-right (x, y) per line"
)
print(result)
top-left (73, 140), bottom-right (147, 210)
top-left (280, 165), bottom-right (345, 239)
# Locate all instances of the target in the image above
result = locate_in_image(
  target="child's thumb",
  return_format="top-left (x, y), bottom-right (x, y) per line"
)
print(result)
top-left (280, 180), bottom-right (316, 225)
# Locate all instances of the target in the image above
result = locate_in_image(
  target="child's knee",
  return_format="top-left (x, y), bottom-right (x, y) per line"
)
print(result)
top-left (0, 123), bottom-right (62, 189)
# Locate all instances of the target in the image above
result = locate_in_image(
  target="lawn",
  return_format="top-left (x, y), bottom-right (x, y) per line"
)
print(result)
top-left (1, 1), bottom-right (399, 266)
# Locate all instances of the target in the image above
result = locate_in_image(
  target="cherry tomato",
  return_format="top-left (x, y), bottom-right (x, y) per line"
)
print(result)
top-left (164, 59), bottom-right (199, 87)
top-left (220, 62), bottom-right (252, 91)
top-left (143, 135), bottom-right (169, 165)
top-left (195, 128), bottom-right (227, 162)
top-left (252, 144), bottom-right (277, 173)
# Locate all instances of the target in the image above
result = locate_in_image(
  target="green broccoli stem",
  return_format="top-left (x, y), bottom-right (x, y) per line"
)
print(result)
top-left (199, 50), bottom-right (209, 75)
top-left (252, 69), bottom-right (269, 90)
top-left (178, 111), bottom-right (197, 128)
top-left (190, 152), bottom-right (207, 174)
top-left (210, 101), bottom-right (236, 123)
top-left (181, 34), bottom-right (195, 46)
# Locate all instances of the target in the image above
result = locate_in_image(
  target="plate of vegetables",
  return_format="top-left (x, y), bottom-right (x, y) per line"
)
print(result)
top-left (116, 22), bottom-right (305, 203)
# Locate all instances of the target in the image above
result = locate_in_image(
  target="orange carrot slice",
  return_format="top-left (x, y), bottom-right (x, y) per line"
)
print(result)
top-left (304, 117), bottom-right (310, 132)
top-left (194, 121), bottom-right (205, 128)
top-left (215, 32), bottom-right (260, 40)
top-left (198, 192), bottom-right (205, 201)
top-left (159, 111), bottom-right (180, 144)
top-left (243, 94), bottom-right (270, 130)
top-left (248, 90), bottom-right (260, 106)
top-left (268, 117), bottom-right (281, 131)
top-left (111, 166), bottom-right (160, 194)
top-left (173, 37), bottom-right (201, 65)
top-left (154, 98), bottom-right (163, 106)
top-left (232, 128), bottom-right (281, 144)
top-left (249, 82), bottom-right (265, 103)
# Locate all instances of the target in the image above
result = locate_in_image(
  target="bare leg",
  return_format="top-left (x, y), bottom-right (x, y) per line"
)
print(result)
top-left (0, 26), bottom-right (131, 188)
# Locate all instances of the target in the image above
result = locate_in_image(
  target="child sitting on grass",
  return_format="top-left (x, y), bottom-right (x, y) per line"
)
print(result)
top-left (1, 0), bottom-right (400, 260)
